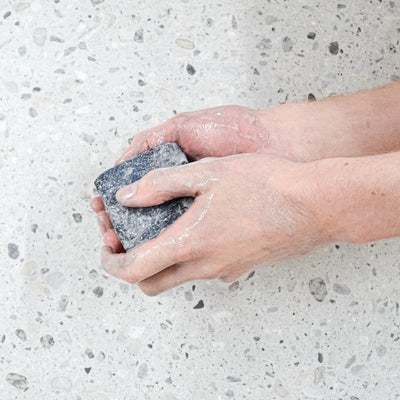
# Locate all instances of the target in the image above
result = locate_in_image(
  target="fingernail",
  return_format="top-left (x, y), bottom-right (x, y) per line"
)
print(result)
top-left (116, 182), bottom-right (137, 203)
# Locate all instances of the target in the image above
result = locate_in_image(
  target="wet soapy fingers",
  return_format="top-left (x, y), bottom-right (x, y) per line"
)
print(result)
top-left (90, 196), bottom-right (105, 213)
top-left (103, 230), bottom-right (125, 253)
top-left (116, 160), bottom-right (218, 207)
top-left (101, 199), bottom-right (209, 283)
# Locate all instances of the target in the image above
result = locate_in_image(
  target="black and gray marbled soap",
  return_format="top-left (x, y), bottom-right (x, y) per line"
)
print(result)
top-left (94, 143), bottom-right (194, 252)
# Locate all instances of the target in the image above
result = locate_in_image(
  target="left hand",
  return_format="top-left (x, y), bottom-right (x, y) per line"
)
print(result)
top-left (98, 153), bottom-right (328, 296)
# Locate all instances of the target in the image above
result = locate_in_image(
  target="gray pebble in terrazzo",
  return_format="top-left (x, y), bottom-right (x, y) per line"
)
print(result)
top-left (91, 0), bottom-right (105, 4)
top-left (282, 36), bottom-right (293, 52)
top-left (33, 27), bottom-right (47, 46)
top-left (88, 269), bottom-right (98, 279)
top-left (78, 41), bottom-right (87, 50)
top-left (308, 277), bottom-right (328, 302)
top-left (40, 335), bottom-right (55, 348)
top-left (345, 354), bottom-right (356, 369)
top-left (72, 213), bottom-right (82, 223)
top-left (134, 29), bottom-right (144, 43)
top-left (18, 46), bottom-right (26, 56)
top-left (184, 291), bottom-right (193, 301)
top-left (85, 348), bottom-right (95, 358)
top-left (29, 107), bottom-right (37, 118)
top-left (93, 286), bottom-right (104, 297)
top-left (50, 35), bottom-right (64, 43)
top-left (15, 329), bottom-right (27, 341)
top-left (307, 32), bottom-right (316, 40)
top-left (231, 16), bottom-right (238, 29)
top-left (186, 64), bottom-right (196, 75)
top-left (329, 41), bottom-right (339, 55)
top-left (333, 282), bottom-right (351, 295)
top-left (64, 46), bottom-right (76, 56)
top-left (8, 243), bottom-right (19, 259)
top-left (256, 38), bottom-right (272, 50)
top-left (6, 373), bottom-right (29, 392)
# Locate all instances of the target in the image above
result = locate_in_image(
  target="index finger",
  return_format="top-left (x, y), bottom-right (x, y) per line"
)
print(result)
top-left (115, 117), bottom-right (179, 166)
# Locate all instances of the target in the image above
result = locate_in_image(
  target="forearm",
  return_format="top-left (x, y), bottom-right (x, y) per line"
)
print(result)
top-left (307, 151), bottom-right (400, 244)
top-left (260, 82), bottom-right (400, 162)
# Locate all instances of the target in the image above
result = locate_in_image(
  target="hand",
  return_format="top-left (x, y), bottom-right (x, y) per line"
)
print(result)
top-left (91, 105), bottom-right (291, 252)
top-left (113, 105), bottom-right (288, 165)
top-left (99, 154), bottom-right (328, 296)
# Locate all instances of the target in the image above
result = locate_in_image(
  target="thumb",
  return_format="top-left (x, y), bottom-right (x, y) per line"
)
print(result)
top-left (115, 162), bottom-right (216, 207)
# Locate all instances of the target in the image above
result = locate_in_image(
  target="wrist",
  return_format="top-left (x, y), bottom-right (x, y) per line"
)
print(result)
top-left (304, 153), bottom-right (400, 244)
top-left (258, 82), bottom-right (400, 162)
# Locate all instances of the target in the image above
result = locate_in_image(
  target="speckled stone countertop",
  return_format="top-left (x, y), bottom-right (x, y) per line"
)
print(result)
top-left (1, 0), bottom-right (399, 399)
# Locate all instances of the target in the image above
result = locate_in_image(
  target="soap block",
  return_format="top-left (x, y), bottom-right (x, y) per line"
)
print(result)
top-left (94, 143), bottom-right (194, 252)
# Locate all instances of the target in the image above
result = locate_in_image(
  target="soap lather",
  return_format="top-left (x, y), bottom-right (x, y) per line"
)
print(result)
top-left (94, 143), bottom-right (194, 252)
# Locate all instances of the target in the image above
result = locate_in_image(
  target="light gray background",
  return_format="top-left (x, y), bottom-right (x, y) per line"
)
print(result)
top-left (1, 0), bottom-right (399, 399)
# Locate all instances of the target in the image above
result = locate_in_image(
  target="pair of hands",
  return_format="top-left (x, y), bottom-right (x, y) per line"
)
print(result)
top-left (91, 105), bottom-right (328, 295)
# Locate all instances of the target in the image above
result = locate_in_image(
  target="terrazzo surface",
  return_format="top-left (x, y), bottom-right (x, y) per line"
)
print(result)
top-left (1, 0), bottom-right (399, 398)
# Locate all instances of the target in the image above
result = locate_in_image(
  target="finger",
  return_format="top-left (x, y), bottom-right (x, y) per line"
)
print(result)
top-left (137, 261), bottom-right (213, 296)
top-left (103, 230), bottom-right (125, 253)
top-left (116, 161), bottom-right (217, 207)
top-left (115, 117), bottom-right (179, 166)
top-left (101, 200), bottom-right (206, 283)
top-left (96, 211), bottom-right (113, 234)
top-left (91, 197), bottom-right (105, 213)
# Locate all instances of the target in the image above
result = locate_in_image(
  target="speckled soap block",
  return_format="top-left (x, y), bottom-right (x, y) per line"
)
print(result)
top-left (94, 143), bottom-right (194, 252)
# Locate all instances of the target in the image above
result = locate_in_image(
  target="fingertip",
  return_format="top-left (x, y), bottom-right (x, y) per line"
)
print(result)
top-left (91, 197), bottom-right (105, 213)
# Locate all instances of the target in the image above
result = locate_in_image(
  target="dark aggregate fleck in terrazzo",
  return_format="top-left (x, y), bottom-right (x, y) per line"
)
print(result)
top-left (85, 348), bottom-right (95, 358)
top-left (40, 335), bottom-right (55, 348)
top-left (307, 32), bottom-right (316, 39)
top-left (8, 243), bottom-right (20, 259)
top-left (15, 329), bottom-right (27, 341)
top-left (193, 300), bottom-right (204, 309)
top-left (93, 286), bottom-right (104, 297)
top-left (308, 93), bottom-right (316, 101)
top-left (72, 213), bottom-right (82, 223)
top-left (134, 29), bottom-right (144, 43)
top-left (329, 41), bottom-right (339, 55)
top-left (186, 64), bottom-right (196, 75)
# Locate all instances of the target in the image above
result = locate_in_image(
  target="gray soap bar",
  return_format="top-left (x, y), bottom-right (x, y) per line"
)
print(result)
top-left (94, 143), bottom-right (194, 252)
